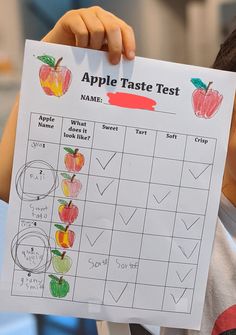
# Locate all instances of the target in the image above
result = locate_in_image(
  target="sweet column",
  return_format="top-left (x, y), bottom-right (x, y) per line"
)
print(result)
top-left (162, 135), bottom-right (216, 313)
top-left (73, 122), bottom-right (125, 305)
top-left (12, 113), bottom-right (62, 298)
top-left (43, 116), bottom-right (94, 301)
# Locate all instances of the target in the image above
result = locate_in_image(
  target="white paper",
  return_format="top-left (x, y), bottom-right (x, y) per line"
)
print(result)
top-left (1, 40), bottom-right (236, 330)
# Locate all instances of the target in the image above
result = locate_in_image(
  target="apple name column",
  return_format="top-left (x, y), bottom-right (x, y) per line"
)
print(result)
top-left (11, 113), bottom-right (62, 298)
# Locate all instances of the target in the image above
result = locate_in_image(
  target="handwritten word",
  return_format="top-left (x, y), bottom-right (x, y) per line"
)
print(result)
top-left (116, 259), bottom-right (139, 270)
top-left (20, 277), bottom-right (44, 290)
top-left (21, 249), bottom-right (43, 266)
top-left (31, 141), bottom-right (45, 149)
top-left (89, 257), bottom-right (108, 269)
top-left (30, 204), bottom-right (48, 220)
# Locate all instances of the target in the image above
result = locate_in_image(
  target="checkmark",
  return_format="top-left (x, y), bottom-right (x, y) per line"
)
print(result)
top-left (181, 217), bottom-right (200, 230)
top-left (176, 268), bottom-right (193, 283)
top-left (171, 288), bottom-right (187, 304)
top-left (86, 230), bottom-right (104, 247)
top-left (119, 208), bottom-right (137, 226)
top-left (178, 243), bottom-right (198, 259)
top-left (96, 152), bottom-right (117, 170)
top-left (188, 164), bottom-right (211, 180)
top-left (153, 191), bottom-right (171, 204)
top-left (96, 179), bottom-right (114, 196)
top-left (109, 282), bottom-right (128, 303)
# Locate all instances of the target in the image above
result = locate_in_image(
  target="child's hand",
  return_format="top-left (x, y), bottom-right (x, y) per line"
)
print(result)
top-left (42, 6), bottom-right (135, 65)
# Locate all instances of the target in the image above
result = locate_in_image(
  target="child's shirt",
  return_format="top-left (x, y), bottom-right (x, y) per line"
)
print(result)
top-left (158, 193), bottom-right (236, 335)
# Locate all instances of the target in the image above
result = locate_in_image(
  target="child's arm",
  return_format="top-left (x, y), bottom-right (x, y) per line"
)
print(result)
top-left (0, 7), bottom-right (135, 203)
top-left (0, 96), bottom-right (19, 203)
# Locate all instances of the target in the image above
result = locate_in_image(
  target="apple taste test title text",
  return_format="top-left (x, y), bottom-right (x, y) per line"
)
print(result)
top-left (81, 72), bottom-right (181, 96)
top-left (36, 71), bottom-right (182, 143)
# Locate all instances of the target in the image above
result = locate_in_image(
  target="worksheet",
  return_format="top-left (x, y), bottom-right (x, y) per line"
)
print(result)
top-left (1, 40), bottom-right (236, 330)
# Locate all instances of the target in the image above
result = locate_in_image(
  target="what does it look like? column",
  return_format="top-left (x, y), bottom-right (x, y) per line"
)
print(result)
top-left (45, 116), bottom-right (94, 300)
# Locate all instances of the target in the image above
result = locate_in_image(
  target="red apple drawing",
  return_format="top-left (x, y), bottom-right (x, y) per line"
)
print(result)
top-left (61, 173), bottom-right (82, 198)
top-left (191, 78), bottom-right (223, 119)
top-left (58, 199), bottom-right (79, 224)
top-left (55, 224), bottom-right (75, 249)
top-left (37, 55), bottom-right (72, 97)
top-left (64, 147), bottom-right (85, 172)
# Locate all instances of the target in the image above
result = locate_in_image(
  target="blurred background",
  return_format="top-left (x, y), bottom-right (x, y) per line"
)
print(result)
top-left (0, 0), bottom-right (236, 334)
top-left (1, 0), bottom-right (236, 136)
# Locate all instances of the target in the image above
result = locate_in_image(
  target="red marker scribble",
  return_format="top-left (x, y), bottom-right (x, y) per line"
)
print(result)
top-left (107, 92), bottom-right (156, 111)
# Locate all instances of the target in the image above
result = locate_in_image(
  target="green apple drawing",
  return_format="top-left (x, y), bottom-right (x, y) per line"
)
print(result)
top-left (49, 274), bottom-right (70, 298)
top-left (51, 249), bottom-right (72, 274)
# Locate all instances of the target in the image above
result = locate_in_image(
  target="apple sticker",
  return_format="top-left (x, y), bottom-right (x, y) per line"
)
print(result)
top-left (49, 275), bottom-right (70, 298)
top-left (64, 147), bottom-right (85, 172)
top-left (191, 78), bottom-right (223, 119)
top-left (51, 250), bottom-right (72, 274)
top-left (37, 55), bottom-right (72, 97)
top-left (58, 199), bottom-right (79, 224)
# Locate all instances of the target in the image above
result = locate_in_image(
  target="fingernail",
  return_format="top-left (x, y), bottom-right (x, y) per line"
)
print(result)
top-left (128, 51), bottom-right (135, 59)
top-left (110, 56), bottom-right (120, 65)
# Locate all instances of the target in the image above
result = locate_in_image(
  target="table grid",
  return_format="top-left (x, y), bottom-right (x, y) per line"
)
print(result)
top-left (11, 112), bottom-right (217, 315)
